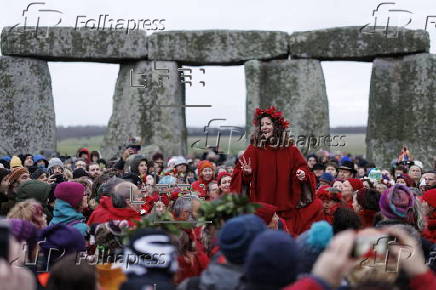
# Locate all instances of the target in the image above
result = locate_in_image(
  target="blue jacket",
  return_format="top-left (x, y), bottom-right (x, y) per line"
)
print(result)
top-left (50, 199), bottom-right (88, 236)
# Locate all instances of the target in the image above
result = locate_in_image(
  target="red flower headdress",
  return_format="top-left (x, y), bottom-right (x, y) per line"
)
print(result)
top-left (253, 106), bottom-right (290, 128)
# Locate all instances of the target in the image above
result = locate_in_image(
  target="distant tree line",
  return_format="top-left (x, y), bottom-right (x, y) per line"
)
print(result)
top-left (56, 126), bottom-right (366, 141)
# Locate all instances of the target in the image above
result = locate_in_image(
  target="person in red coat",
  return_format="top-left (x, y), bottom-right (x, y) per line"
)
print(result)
top-left (421, 188), bottom-right (436, 243)
top-left (316, 186), bottom-right (342, 224)
top-left (87, 182), bottom-right (142, 226)
top-left (230, 106), bottom-right (321, 236)
top-left (254, 202), bottom-right (291, 233)
top-left (191, 160), bottom-right (215, 198)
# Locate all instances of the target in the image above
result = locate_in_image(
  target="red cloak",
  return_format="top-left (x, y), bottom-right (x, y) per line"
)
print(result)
top-left (87, 196), bottom-right (141, 226)
top-left (230, 144), bottom-right (322, 236)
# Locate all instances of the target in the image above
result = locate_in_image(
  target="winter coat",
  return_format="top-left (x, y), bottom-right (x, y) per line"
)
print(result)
top-left (121, 270), bottom-right (175, 290)
top-left (191, 177), bottom-right (212, 199)
top-left (422, 212), bottom-right (436, 243)
top-left (87, 196), bottom-right (141, 226)
top-left (178, 262), bottom-right (244, 290)
top-left (49, 199), bottom-right (88, 236)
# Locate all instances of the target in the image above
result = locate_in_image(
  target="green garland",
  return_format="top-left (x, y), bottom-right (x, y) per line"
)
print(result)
top-left (198, 194), bottom-right (260, 226)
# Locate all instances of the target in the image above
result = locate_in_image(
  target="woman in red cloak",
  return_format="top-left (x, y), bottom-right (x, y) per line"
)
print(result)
top-left (230, 106), bottom-right (323, 236)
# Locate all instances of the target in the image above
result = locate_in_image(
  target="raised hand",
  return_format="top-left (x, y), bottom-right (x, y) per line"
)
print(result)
top-left (296, 169), bottom-right (305, 181)
top-left (240, 156), bottom-right (252, 175)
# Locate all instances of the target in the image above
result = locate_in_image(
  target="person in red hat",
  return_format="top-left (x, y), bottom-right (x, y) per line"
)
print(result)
top-left (217, 171), bottom-right (232, 195)
top-left (254, 202), bottom-right (290, 233)
top-left (421, 188), bottom-right (436, 243)
top-left (341, 178), bottom-right (364, 208)
top-left (316, 186), bottom-right (343, 224)
top-left (230, 106), bottom-right (320, 236)
top-left (192, 160), bottom-right (215, 198)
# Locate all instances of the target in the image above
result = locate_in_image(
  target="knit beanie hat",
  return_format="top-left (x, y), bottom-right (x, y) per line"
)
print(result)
top-left (48, 157), bottom-right (64, 169)
top-left (8, 218), bottom-right (39, 243)
top-left (16, 180), bottom-right (51, 204)
top-left (173, 156), bottom-right (187, 167)
top-left (198, 160), bottom-right (214, 174)
top-left (319, 172), bottom-right (335, 185)
top-left (216, 171), bottom-right (231, 185)
top-left (8, 167), bottom-right (29, 184)
top-left (38, 224), bottom-right (86, 261)
top-left (30, 168), bottom-right (48, 180)
top-left (0, 168), bottom-right (10, 182)
top-left (296, 221), bottom-right (333, 274)
top-left (317, 186), bottom-right (342, 202)
top-left (422, 189), bottom-right (436, 208)
top-left (54, 182), bottom-right (85, 208)
top-left (347, 178), bottom-right (364, 191)
top-left (10, 156), bottom-right (23, 168)
top-left (244, 230), bottom-right (299, 288)
top-left (379, 184), bottom-right (415, 220)
top-left (218, 214), bottom-right (266, 264)
top-left (72, 168), bottom-right (89, 179)
top-left (254, 202), bottom-right (278, 225)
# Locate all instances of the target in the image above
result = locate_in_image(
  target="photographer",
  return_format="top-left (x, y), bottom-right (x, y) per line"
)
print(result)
top-left (47, 158), bottom-right (66, 185)
top-left (283, 228), bottom-right (436, 289)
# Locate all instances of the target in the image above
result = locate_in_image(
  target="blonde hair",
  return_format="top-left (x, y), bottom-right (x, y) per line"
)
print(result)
top-left (7, 198), bottom-right (47, 228)
top-left (64, 168), bottom-right (73, 180)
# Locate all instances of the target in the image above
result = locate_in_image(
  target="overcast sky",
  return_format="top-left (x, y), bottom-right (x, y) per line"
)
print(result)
top-left (1, 0), bottom-right (435, 128)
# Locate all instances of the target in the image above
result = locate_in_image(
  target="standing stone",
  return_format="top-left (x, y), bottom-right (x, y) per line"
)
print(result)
top-left (245, 59), bottom-right (330, 154)
top-left (289, 27), bottom-right (429, 61)
top-left (101, 61), bottom-right (186, 159)
top-left (0, 56), bottom-right (56, 155)
top-left (367, 53), bottom-right (436, 169)
top-left (148, 30), bottom-right (289, 64)
top-left (1, 27), bottom-right (148, 62)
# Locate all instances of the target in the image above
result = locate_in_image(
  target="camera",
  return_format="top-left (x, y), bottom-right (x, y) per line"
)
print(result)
top-left (53, 173), bottom-right (65, 184)
top-left (127, 144), bottom-right (141, 154)
top-left (351, 230), bottom-right (396, 259)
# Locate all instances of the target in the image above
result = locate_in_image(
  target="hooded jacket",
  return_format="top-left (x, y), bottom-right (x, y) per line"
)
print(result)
top-left (87, 196), bottom-right (141, 226)
top-left (15, 180), bottom-right (53, 222)
top-left (77, 147), bottom-right (91, 163)
top-left (49, 199), bottom-right (88, 236)
top-left (177, 261), bottom-right (244, 290)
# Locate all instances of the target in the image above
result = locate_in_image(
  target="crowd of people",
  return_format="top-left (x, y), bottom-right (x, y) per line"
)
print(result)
top-left (1, 109), bottom-right (436, 290)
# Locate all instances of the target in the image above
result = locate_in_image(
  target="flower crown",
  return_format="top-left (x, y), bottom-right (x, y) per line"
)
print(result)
top-left (253, 106), bottom-right (290, 128)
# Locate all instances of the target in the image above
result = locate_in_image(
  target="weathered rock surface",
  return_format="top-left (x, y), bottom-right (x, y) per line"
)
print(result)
top-left (148, 30), bottom-right (289, 64)
top-left (1, 26), bottom-right (148, 62)
top-left (367, 53), bottom-right (436, 169)
top-left (289, 27), bottom-right (429, 61)
top-left (245, 59), bottom-right (330, 154)
top-left (101, 60), bottom-right (187, 159)
top-left (0, 56), bottom-right (56, 155)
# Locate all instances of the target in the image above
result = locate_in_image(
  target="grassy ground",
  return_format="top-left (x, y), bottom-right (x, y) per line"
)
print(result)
top-left (57, 134), bottom-right (366, 157)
